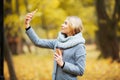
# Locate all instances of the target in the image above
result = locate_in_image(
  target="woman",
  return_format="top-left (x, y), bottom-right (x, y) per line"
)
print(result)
top-left (25, 9), bottom-right (86, 80)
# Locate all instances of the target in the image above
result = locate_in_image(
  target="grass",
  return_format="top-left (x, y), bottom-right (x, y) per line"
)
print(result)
top-left (4, 44), bottom-right (120, 80)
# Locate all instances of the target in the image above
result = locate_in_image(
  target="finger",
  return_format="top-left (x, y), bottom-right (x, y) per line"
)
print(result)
top-left (54, 53), bottom-right (59, 57)
top-left (26, 16), bottom-right (32, 19)
top-left (27, 13), bottom-right (33, 16)
top-left (25, 9), bottom-right (37, 18)
top-left (26, 15), bottom-right (33, 18)
top-left (58, 49), bottom-right (62, 56)
top-left (26, 13), bottom-right (33, 17)
top-left (25, 18), bottom-right (32, 21)
top-left (26, 13), bottom-right (33, 16)
top-left (56, 49), bottom-right (58, 53)
top-left (25, 16), bottom-right (32, 19)
top-left (54, 55), bottom-right (57, 59)
top-left (54, 55), bottom-right (59, 61)
top-left (32, 9), bottom-right (38, 15)
top-left (56, 49), bottom-right (59, 55)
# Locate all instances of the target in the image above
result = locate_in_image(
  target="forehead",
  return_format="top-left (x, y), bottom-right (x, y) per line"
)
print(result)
top-left (64, 19), bottom-right (69, 23)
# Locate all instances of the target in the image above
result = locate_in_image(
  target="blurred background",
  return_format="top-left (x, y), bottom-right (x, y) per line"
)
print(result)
top-left (3, 0), bottom-right (120, 80)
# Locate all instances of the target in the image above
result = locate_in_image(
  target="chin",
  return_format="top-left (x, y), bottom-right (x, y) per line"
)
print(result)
top-left (61, 30), bottom-right (65, 34)
top-left (61, 30), bottom-right (68, 34)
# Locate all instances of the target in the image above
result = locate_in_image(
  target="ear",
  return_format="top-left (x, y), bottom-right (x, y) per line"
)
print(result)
top-left (69, 26), bottom-right (75, 36)
top-left (74, 28), bottom-right (80, 34)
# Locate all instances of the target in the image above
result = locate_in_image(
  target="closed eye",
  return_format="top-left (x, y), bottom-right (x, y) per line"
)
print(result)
top-left (64, 21), bottom-right (67, 25)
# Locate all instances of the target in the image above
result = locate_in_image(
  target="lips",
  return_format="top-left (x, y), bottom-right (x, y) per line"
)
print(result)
top-left (61, 26), bottom-right (65, 29)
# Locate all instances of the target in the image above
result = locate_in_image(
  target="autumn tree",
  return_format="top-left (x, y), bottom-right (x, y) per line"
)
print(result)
top-left (95, 0), bottom-right (120, 61)
top-left (0, 0), bottom-right (4, 79)
top-left (4, 0), bottom-right (17, 79)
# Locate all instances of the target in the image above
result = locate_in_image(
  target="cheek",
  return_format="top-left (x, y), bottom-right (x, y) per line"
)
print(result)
top-left (62, 27), bottom-right (70, 34)
top-left (61, 24), bottom-right (70, 33)
top-left (61, 28), bottom-right (67, 33)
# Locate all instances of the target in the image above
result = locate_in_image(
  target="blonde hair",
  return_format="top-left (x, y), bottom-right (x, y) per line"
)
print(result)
top-left (66, 16), bottom-right (83, 35)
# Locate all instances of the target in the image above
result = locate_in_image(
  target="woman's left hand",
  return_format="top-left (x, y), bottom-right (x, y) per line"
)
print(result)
top-left (54, 49), bottom-right (64, 67)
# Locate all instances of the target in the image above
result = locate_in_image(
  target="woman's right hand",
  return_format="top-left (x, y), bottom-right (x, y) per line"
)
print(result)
top-left (54, 48), bottom-right (64, 67)
top-left (25, 9), bottom-right (38, 28)
top-left (56, 48), bottom-right (63, 56)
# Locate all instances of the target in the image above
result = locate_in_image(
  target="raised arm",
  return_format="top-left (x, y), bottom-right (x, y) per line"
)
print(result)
top-left (26, 27), bottom-right (56, 49)
top-left (25, 9), bottom-right (56, 49)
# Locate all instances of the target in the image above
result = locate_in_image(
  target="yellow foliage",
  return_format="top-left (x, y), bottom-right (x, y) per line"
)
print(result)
top-left (4, 45), bottom-right (120, 80)
top-left (4, 0), bottom-right (99, 40)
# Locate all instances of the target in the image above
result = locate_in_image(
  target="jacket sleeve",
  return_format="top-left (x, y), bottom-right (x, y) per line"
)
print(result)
top-left (62, 45), bottom-right (86, 76)
top-left (26, 27), bottom-right (56, 49)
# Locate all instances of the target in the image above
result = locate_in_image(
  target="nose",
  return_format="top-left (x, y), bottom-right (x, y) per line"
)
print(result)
top-left (61, 24), bottom-right (64, 27)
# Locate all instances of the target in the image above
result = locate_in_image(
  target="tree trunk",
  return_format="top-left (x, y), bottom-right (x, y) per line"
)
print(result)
top-left (96, 23), bottom-right (119, 60)
top-left (4, 0), bottom-right (17, 79)
top-left (4, 0), bottom-right (12, 16)
top-left (24, 0), bottom-right (29, 12)
top-left (96, 0), bottom-right (120, 61)
top-left (0, 0), bottom-right (4, 79)
top-left (4, 34), bottom-right (17, 80)
top-left (15, 0), bottom-right (19, 14)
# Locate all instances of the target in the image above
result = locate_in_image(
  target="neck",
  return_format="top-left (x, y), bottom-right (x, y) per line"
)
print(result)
top-left (66, 32), bottom-right (74, 37)
top-left (67, 33), bottom-right (72, 37)
top-left (62, 32), bottom-right (73, 37)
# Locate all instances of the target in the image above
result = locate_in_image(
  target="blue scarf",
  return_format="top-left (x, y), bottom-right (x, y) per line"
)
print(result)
top-left (56, 32), bottom-right (85, 49)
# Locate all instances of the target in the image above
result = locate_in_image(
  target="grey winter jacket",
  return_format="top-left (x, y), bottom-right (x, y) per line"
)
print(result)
top-left (26, 27), bottom-right (86, 80)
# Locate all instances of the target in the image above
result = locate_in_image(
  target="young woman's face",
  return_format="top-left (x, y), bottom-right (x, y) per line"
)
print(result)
top-left (61, 19), bottom-right (72, 36)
